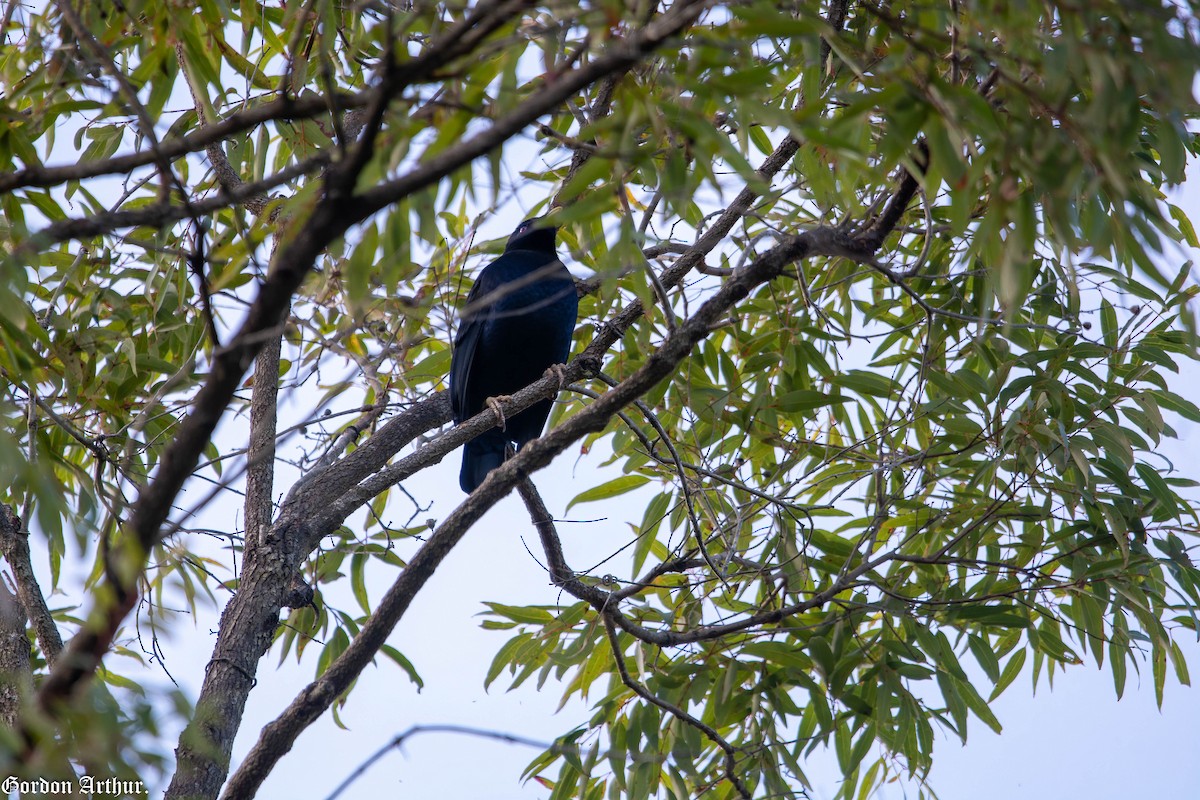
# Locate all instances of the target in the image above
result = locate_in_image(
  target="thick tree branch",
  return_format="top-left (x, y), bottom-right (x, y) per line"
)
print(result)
top-left (218, 211), bottom-right (916, 796)
top-left (243, 336), bottom-right (283, 559)
top-left (164, 395), bottom-right (453, 798)
top-left (0, 506), bottom-right (63, 667)
top-left (163, 5), bottom-right (709, 797)
top-left (0, 574), bottom-right (30, 730)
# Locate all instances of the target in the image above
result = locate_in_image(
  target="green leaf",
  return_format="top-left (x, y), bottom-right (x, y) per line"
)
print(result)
top-left (955, 675), bottom-right (1003, 734)
top-left (380, 645), bottom-right (424, 690)
top-left (485, 633), bottom-right (532, 690)
top-left (1154, 644), bottom-right (1167, 709)
top-left (1100, 299), bottom-right (1118, 351)
top-left (316, 628), bottom-right (349, 678)
top-left (989, 649), bottom-right (1027, 702)
top-left (484, 603), bottom-right (556, 625)
top-left (566, 475), bottom-right (650, 512)
top-left (1135, 462), bottom-right (1179, 519)
top-left (632, 491), bottom-right (672, 575)
top-left (775, 390), bottom-right (851, 413)
top-left (1169, 204), bottom-right (1199, 247)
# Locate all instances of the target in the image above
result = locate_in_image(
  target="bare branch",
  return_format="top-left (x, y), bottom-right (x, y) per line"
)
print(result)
top-left (325, 725), bottom-right (573, 800)
top-left (21, 155), bottom-right (327, 254)
top-left (516, 477), bottom-right (580, 583)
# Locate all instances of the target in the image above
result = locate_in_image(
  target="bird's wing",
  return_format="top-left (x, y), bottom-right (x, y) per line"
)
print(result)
top-left (449, 258), bottom-right (509, 422)
top-left (449, 317), bottom-right (481, 423)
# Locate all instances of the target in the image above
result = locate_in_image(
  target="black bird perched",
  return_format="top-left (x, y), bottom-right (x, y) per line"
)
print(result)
top-left (449, 218), bottom-right (578, 493)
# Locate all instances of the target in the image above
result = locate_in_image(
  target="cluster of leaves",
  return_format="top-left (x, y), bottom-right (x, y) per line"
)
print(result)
top-left (481, 3), bottom-right (1200, 798)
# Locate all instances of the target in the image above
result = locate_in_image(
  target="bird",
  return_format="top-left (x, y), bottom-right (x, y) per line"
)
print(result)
top-left (449, 218), bottom-right (579, 493)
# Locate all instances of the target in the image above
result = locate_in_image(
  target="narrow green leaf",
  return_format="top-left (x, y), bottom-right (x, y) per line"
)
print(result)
top-left (1100, 299), bottom-right (1118, 351)
top-left (632, 492), bottom-right (672, 575)
top-left (1154, 645), bottom-right (1167, 709)
top-left (989, 649), bottom-right (1026, 701)
top-left (1170, 204), bottom-right (1199, 247)
top-left (484, 603), bottom-right (555, 625)
top-left (1136, 462), bottom-right (1180, 518)
top-left (566, 475), bottom-right (650, 512)
top-left (350, 552), bottom-right (370, 614)
top-left (380, 644), bottom-right (424, 690)
top-left (775, 390), bottom-right (851, 413)
top-left (955, 676), bottom-right (1003, 734)
top-left (485, 633), bottom-right (531, 690)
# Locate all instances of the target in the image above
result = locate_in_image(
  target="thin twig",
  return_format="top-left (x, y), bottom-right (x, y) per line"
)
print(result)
top-left (602, 615), bottom-right (752, 799)
top-left (325, 725), bottom-right (574, 800)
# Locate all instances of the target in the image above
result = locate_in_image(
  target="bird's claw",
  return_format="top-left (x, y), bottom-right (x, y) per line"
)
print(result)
top-left (486, 396), bottom-right (510, 431)
top-left (545, 363), bottom-right (568, 390)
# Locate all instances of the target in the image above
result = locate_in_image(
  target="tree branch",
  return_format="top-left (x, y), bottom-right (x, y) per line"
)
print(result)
top-left (0, 90), bottom-right (366, 195)
top-left (0, 573), bottom-right (31, 729)
top-left (217, 212), bottom-right (916, 797)
top-left (601, 615), bottom-right (751, 799)
top-left (325, 724), bottom-right (572, 800)
top-left (21, 155), bottom-right (327, 254)
top-left (164, 5), bottom-right (711, 797)
top-left (243, 332), bottom-right (283, 559)
top-left (56, 0), bottom-right (193, 203)
top-left (0, 506), bottom-right (63, 667)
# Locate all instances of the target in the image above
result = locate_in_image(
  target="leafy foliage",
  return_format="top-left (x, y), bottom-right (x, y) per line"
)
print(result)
top-left (1, 1), bottom-right (1199, 799)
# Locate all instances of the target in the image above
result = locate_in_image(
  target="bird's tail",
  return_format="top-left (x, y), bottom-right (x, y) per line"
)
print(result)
top-left (460, 435), bottom-right (508, 493)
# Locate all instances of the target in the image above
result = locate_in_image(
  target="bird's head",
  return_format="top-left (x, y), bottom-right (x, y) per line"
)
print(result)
top-left (506, 218), bottom-right (558, 253)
